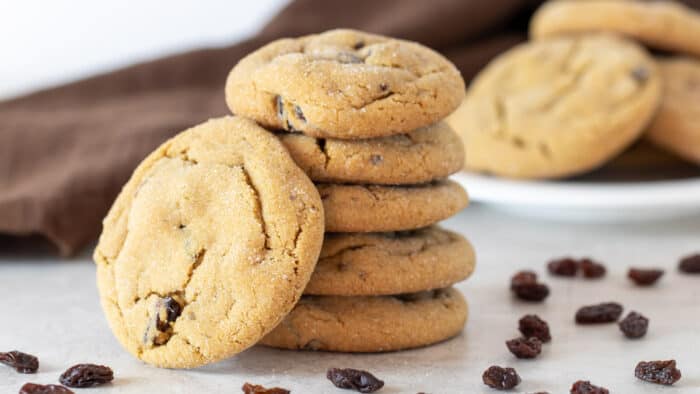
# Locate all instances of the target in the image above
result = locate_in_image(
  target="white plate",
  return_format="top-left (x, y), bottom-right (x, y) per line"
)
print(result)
top-left (453, 172), bottom-right (700, 222)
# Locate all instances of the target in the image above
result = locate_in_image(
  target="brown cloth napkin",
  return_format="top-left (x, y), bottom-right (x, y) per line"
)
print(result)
top-left (1, 0), bottom-right (697, 256)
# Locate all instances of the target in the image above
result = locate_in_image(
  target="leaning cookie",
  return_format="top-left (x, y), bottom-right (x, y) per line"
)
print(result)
top-left (304, 227), bottom-right (475, 296)
top-left (319, 180), bottom-right (468, 233)
top-left (530, 0), bottom-right (700, 57)
top-left (94, 116), bottom-right (324, 368)
top-left (646, 57), bottom-right (700, 164)
top-left (226, 29), bottom-right (465, 139)
top-left (260, 288), bottom-right (468, 352)
top-left (278, 121), bottom-right (464, 185)
top-left (448, 34), bottom-right (661, 179)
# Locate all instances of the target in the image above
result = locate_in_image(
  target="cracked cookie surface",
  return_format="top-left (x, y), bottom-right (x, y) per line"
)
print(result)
top-left (93, 116), bottom-right (324, 368)
top-left (278, 121), bottom-right (464, 185)
top-left (448, 34), bottom-right (660, 179)
top-left (318, 180), bottom-right (468, 233)
top-left (646, 57), bottom-right (700, 164)
top-left (530, 0), bottom-right (700, 57)
top-left (260, 287), bottom-right (467, 352)
top-left (305, 226), bottom-right (475, 296)
top-left (225, 29), bottom-right (465, 139)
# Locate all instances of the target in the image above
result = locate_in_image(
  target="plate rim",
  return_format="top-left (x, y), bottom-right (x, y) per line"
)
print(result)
top-left (453, 171), bottom-right (700, 209)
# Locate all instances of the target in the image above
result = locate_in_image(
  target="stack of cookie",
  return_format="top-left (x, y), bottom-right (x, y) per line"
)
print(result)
top-left (449, 0), bottom-right (700, 180)
top-left (225, 29), bottom-right (475, 352)
top-left (93, 29), bottom-right (475, 370)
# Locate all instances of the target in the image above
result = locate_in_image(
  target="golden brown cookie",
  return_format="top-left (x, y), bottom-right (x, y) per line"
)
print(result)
top-left (530, 0), bottom-right (700, 57)
top-left (304, 226), bottom-right (475, 296)
top-left (448, 34), bottom-right (661, 179)
top-left (318, 180), bottom-right (468, 233)
top-left (278, 121), bottom-right (464, 185)
top-left (646, 57), bottom-right (700, 164)
top-left (93, 116), bottom-right (324, 368)
top-left (260, 288), bottom-right (467, 352)
top-left (226, 29), bottom-right (465, 139)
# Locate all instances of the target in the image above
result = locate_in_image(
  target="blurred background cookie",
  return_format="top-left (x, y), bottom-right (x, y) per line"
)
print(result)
top-left (448, 34), bottom-right (660, 179)
top-left (530, 0), bottom-right (700, 57)
top-left (645, 57), bottom-right (700, 164)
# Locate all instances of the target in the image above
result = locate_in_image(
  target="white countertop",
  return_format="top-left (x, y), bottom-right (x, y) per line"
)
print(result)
top-left (1, 205), bottom-right (699, 393)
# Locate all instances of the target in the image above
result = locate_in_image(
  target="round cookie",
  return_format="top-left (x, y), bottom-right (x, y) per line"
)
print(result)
top-left (278, 121), bottom-right (464, 185)
top-left (305, 226), bottom-right (475, 296)
top-left (93, 116), bottom-right (324, 368)
top-left (448, 34), bottom-right (661, 179)
top-left (530, 0), bottom-right (700, 57)
top-left (226, 28), bottom-right (465, 139)
top-left (646, 57), bottom-right (700, 164)
top-left (318, 180), bottom-right (468, 233)
top-left (260, 288), bottom-right (467, 352)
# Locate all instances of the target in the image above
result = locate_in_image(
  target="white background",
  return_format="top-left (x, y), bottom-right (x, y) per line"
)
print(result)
top-left (0, 0), bottom-right (289, 100)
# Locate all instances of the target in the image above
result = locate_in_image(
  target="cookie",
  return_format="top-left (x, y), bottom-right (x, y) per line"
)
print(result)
top-left (93, 116), bottom-right (324, 368)
top-left (260, 288), bottom-right (467, 352)
top-left (278, 121), bottom-right (464, 185)
top-left (319, 180), bottom-right (468, 233)
top-left (304, 226), bottom-right (475, 296)
top-left (226, 29), bottom-right (465, 139)
top-left (530, 0), bottom-right (700, 57)
top-left (646, 57), bottom-right (700, 164)
top-left (448, 34), bottom-right (661, 179)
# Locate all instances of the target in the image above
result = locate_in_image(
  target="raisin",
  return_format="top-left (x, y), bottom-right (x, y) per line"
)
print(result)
top-left (519, 315), bottom-right (551, 342)
top-left (0, 350), bottom-right (39, 373)
top-left (510, 271), bottom-right (549, 302)
top-left (511, 270), bottom-right (538, 289)
top-left (506, 337), bottom-right (542, 359)
top-left (580, 259), bottom-right (606, 279)
top-left (679, 253), bottom-right (700, 273)
top-left (370, 154), bottom-right (383, 165)
top-left (635, 360), bottom-right (681, 385)
top-left (161, 296), bottom-right (182, 328)
top-left (575, 302), bottom-right (623, 324)
top-left (147, 296), bottom-right (183, 345)
top-left (379, 83), bottom-right (389, 91)
top-left (482, 366), bottom-right (520, 390)
top-left (19, 383), bottom-right (73, 394)
top-left (59, 364), bottom-right (113, 388)
top-left (628, 268), bottom-right (664, 286)
top-left (514, 282), bottom-right (549, 302)
top-left (547, 257), bottom-right (579, 277)
top-left (619, 312), bottom-right (649, 338)
top-left (353, 41), bottom-right (365, 50)
top-left (326, 368), bottom-right (384, 393)
top-left (570, 380), bottom-right (609, 393)
top-left (241, 382), bottom-right (290, 394)
top-left (293, 105), bottom-right (306, 123)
